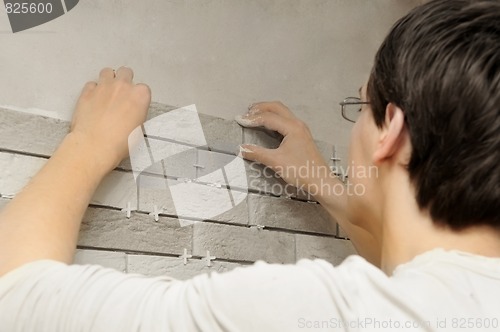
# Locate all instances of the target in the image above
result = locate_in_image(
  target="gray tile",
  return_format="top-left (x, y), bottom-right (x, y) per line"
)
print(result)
top-left (73, 249), bottom-right (127, 272)
top-left (199, 113), bottom-right (242, 154)
top-left (248, 194), bottom-right (336, 235)
top-left (127, 254), bottom-right (246, 280)
top-left (193, 222), bottom-right (295, 263)
top-left (242, 127), bottom-right (282, 149)
top-left (0, 108), bottom-right (69, 157)
top-left (0, 152), bottom-right (46, 195)
top-left (295, 234), bottom-right (356, 266)
top-left (244, 160), bottom-right (293, 197)
top-left (137, 174), bottom-right (249, 225)
top-left (78, 206), bottom-right (193, 256)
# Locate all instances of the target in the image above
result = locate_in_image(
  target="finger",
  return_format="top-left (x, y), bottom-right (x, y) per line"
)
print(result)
top-left (133, 83), bottom-right (152, 106)
top-left (80, 81), bottom-right (97, 99)
top-left (234, 114), bottom-right (261, 128)
top-left (115, 66), bottom-right (134, 82)
top-left (98, 67), bottom-right (115, 83)
top-left (249, 101), bottom-right (295, 119)
top-left (235, 111), bottom-right (294, 137)
top-left (239, 144), bottom-right (278, 169)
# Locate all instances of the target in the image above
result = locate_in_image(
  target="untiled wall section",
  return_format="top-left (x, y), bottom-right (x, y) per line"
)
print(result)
top-left (0, 104), bottom-right (355, 280)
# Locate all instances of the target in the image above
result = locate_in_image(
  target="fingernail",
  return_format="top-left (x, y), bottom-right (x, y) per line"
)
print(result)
top-left (234, 114), bottom-right (261, 127)
top-left (247, 107), bottom-right (260, 116)
top-left (240, 145), bottom-right (253, 153)
top-left (237, 144), bottom-right (254, 158)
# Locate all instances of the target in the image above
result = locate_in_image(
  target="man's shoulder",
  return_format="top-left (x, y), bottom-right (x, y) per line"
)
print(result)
top-left (393, 249), bottom-right (500, 277)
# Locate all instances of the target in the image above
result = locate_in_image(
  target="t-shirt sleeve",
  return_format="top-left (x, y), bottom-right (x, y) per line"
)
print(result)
top-left (0, 256), bottom-right (390, 332)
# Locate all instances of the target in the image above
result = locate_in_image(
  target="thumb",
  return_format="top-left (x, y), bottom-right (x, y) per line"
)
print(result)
top-left (239, 144), bottom-right (278, 169)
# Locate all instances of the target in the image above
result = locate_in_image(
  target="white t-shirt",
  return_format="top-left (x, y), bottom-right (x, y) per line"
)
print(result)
top-left (0, 249), bottom-right (499, 331)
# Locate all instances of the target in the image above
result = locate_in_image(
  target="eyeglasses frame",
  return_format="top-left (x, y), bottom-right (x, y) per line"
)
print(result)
top-left (339, 97), bottom-right (370, 123)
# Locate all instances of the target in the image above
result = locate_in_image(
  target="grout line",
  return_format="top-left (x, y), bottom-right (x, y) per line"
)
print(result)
top-left (144, 134), bottom-right (210, 151)
top-left (260, 225), bottom-right (341, 238)
top-left (0, 149), bottom-right (320, 203)
top-left (0, 148), bottom-right (50, 160)
top-left (1, 197), bottom-right (341, 238)
top-left (76, 246), bottom-right (254, 265)
top-left (1, 192), bottom-right (341, 239)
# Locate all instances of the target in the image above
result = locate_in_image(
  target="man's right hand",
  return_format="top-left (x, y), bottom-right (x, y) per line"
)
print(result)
top-left (235, 101), bottom-right (380, 266)
top-left (235, 101), bottom-right (334, 194)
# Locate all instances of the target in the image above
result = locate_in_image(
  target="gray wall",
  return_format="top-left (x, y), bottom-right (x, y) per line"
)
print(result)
top-left (0, 105), bottom-right (356, 278)
top-left (0, 0), bottom-right (418, 147)
top-left (0, 0), bottom-right (420, 278)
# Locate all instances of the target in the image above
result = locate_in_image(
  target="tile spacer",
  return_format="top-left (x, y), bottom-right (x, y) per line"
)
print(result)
top-left (192, 164), bottom-right (205, 169)
top-left (204, 250), bottom-right (217, 267)
top-left (179, 248), bottom-right (192, 265)
top-left (121, 202), bottom-right (133, 219)
top-left (330, 145), bottom-right (341, 162)
top-left (149, 205), bottom-right (161, 222)
top-left (251, 225), bottom-right (265, 231)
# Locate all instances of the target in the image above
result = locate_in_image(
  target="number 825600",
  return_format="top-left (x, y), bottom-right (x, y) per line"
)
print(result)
top-left (5, 2), bottom-right (53, 14)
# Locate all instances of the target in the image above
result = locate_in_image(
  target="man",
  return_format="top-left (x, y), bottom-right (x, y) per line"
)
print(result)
top-left (0, 0), bottom-right (499, 330)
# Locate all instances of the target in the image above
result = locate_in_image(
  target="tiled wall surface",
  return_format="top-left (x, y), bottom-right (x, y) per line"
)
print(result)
top-left (0, 104), bottom-right (355, 280)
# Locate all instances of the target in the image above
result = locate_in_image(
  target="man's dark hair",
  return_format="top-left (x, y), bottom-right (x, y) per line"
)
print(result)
top-left (367, 0), bottom-right (499, 230)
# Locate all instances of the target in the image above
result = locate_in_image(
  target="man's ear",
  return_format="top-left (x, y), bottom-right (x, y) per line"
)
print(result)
top-left (372, 103), bottom-right (406, 163)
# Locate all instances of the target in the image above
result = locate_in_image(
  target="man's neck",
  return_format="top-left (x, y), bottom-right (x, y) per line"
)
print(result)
top-left (378, 173), bottom-right (500, 275)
